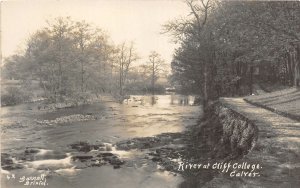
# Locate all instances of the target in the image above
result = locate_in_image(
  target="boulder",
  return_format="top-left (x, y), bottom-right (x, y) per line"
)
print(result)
top-left (72, 155), bottom-right (93, 162)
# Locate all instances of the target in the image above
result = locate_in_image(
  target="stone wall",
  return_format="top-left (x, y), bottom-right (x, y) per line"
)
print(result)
top-left (198, 102), bottom-right (258, 160)
top-left (216, 103), bottom-right (258, 157)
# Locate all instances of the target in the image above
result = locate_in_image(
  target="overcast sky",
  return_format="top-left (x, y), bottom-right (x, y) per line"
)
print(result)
top-left (1, 0), bottom-right (190, 65)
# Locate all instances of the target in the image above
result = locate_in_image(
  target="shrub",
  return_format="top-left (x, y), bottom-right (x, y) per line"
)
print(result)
top-left (1, 86), bottom-right (31, 106)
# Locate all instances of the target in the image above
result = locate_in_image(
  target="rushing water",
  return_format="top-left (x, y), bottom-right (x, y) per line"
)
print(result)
top-left (1, 95), bottom-right (202, 188)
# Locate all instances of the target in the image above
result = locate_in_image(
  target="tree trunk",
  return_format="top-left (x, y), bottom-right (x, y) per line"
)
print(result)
top-left (119, 60), bottom-right (123, 96)
top-left (294, 45), bottom-right (300, 87)
top-left (283, 57), bottom-right (289, 85)
top-left (152, 60), bottom-right (155, 95)
top-left (287, 52), bottom-right (294, 85)
top-left (81, 62), bottom-right (84, 92)
top-left (250, 66), bottom-right (253, 95)
top-left (203, 62), bottom-right (208, 109)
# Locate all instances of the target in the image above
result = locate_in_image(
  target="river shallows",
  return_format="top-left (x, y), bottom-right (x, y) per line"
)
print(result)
top-left (1, 95), bottom-right (202, 188)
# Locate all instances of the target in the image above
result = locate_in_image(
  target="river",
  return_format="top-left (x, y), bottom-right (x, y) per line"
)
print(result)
top-left (1, 94), bottom-right (202, 188)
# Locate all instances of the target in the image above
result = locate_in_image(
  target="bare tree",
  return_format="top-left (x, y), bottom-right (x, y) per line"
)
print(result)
top-left (148, 51), bottom-right (167, 95)
top-left (117, 42), bottom-right (139, 97)
top-left (163, 0), bottom-right (214, 108)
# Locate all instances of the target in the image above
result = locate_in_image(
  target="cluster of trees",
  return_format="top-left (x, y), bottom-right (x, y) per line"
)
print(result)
top-left (4, 17), bottom-right (116, 103)
top-left (2, 17), bottom-right (168, 104)
top-left (165, 0), bottom-right (300, 107)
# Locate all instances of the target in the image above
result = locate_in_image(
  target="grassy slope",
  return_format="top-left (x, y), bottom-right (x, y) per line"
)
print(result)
top-left (244, 87), bottom-right (300, 121)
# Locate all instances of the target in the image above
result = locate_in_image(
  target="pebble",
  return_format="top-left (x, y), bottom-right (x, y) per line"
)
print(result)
top-left (35, 114), bottom-right (97, 126)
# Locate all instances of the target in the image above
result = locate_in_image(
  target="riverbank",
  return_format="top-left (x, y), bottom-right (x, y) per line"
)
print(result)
top-left (112, 100), bottom-right (259, 187)
top-left (115, 96), bottom-right (299, 187)
top-left (202, 97), bottom-right (300, 187)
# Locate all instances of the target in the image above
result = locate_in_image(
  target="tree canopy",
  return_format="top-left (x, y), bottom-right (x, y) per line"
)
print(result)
top-left (165, 0), bottom-right (300, 103)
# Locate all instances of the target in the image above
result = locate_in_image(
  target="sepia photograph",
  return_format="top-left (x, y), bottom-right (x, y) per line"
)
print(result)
top-left (1, 0), bottom-right (299, 187)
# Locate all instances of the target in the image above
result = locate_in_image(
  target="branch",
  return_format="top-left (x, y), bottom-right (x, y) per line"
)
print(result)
top-left (186, 0), bottom-right (202, 30)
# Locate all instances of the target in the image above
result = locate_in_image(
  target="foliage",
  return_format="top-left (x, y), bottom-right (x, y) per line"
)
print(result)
top-left (1, 86), bottom-right (31, 106)
top-left (2, 17), bottom-right (172, 104)
top-left (164, 0), bottom-right (300, 102)
top-left (2, 17), bottom-right (122, 103)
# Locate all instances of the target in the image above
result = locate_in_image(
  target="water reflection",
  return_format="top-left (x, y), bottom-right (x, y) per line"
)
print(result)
top-left (170, 95), bottom-right (194, 106)
top-left (151, 96), bottom-right (156, 105)
top-left (124, 95), bottom-right (195, 106)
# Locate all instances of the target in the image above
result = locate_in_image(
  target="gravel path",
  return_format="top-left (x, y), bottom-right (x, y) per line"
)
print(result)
top-left (210, 97), bottom-right (300, 188)
top-left (221, 97), bottom-right (300, 146)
